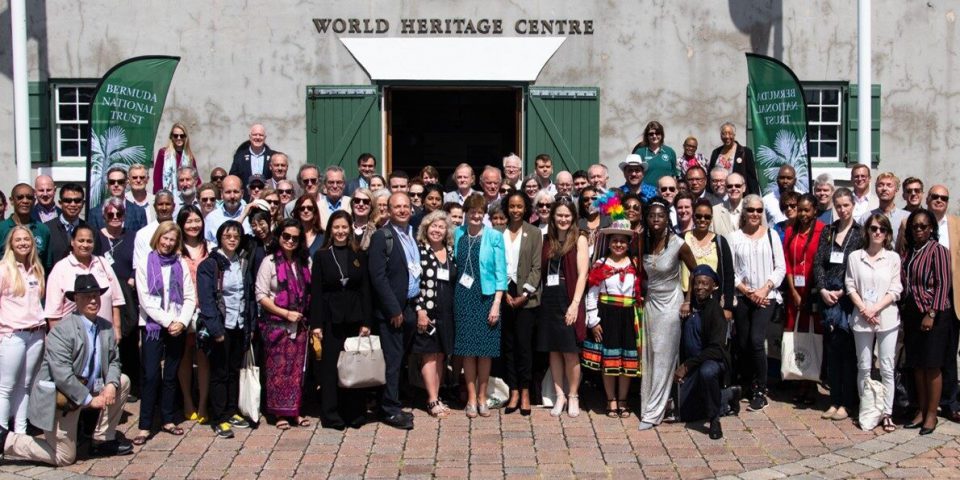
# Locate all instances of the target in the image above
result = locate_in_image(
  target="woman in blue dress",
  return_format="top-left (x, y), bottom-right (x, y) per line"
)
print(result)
top-left (453, 194), bottom-right (507, 418)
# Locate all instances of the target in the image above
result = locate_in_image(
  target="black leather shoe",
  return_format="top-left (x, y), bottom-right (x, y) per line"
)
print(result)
top-left (919, 421), bottom-right (938, 435)
top-left (348, 417), bottom-right (366, 429)
top-left (90, 439), bottom-right (134, 457)
top-left (727, 386), bottom-right (742, 416)
top-left (520, 408), bottom-right (532, 417)
top-left (380, 414), bottom-right (414, 430)
top-left (708, 418), bottom-right (723, 440)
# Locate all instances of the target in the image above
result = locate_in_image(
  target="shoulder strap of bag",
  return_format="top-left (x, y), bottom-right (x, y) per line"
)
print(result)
top-left (383, 227), bottom-right (394, 258)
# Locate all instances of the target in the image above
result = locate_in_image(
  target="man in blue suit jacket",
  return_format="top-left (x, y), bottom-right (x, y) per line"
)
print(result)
top-left (368, 192), bottom-right (419, 430)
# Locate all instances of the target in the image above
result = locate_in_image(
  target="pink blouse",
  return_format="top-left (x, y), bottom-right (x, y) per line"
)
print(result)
top-left (0, 263), bottom-right (45, 333)
top-left (44, 254), bottom-right (124, 323)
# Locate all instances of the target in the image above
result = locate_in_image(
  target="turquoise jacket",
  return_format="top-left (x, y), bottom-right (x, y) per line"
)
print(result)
top-left (454, 225), bottom-right (508, 295)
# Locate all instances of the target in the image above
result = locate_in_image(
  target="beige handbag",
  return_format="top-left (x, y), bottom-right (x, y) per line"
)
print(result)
top-left (337, 335), bottom-right (386, 388)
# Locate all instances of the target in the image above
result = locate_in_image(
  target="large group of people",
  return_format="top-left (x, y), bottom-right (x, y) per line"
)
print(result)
top-left (0, 121), bottom-right (958, 466)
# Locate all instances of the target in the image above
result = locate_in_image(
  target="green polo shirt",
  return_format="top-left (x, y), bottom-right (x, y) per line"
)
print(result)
top-left (0, 217), bottom-right (51, 264)
top-left (634, 144), bottom-right (678, 187)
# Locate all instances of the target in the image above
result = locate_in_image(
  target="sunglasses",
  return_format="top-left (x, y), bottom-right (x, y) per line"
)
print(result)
top-left (624, 203), bottom-right (642, 212)
top-left (869, 225), bottom-right (888, 233)
top-left (352, 198), bottom-right (371, 205)
top-left (107, 179), bottom-right (126, 186)
top-left (298, 205), bottom-right (316, 213)
top-left (910, 223), bottom-right (931, 231)
top-left (725, 183), bottom-right (744, 189)
top-left (14, 194), bottom-right (35, 201)
top-left (249, 184), bottom-right (264, 190)
top-left (782, 203), bottom-right (798, 210)
top-left (646, 132), bottom-right (662, 137)
top-left (581, 196), bottom-right (597, 202)
top-left (930, 193), bottom-right (950, 202)
top-left (500, 188), bottom-right (511, 194)
top-left (694, 214), bottom-right (713, 221)
top-left (302, 178), bottom-right (319, 185)
top-left (537, 202), bottom-right (552, 209)
top-left (266, 200), bottom-right (279, 206)
top-left (280, 232), bottom-right (300, 243)
top-left (905, 188), bottom-right (923, 194)
top-left (409, 192), bottom-right (423, 198)
top-left (277, 188), bottom-right (294, 195)
top-left (130, 175), bottom-right (147, 181)
top-left (745, 207), bottom-right (764, 214)
top-left (106, 211), bottom-right (124, 219)
top-left (200, 197), bottom-right (217, 204)
top-left (660, 186), bottom-right (677, 193)
top-left (171, 133), bottom-right (187, 139)
top-left (211, 175), bottom-right (226, 182)
top-left (61, 197), bottom-right (84, 204)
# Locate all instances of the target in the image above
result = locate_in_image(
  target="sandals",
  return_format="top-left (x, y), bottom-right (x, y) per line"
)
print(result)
top-left (618, 398), bottom-right (632, 418)
top-left (276, 419), bottom-right (291, 430)
top-left (296, 417), bottom-right (311, 427)
top-left (161, 424), bottom-right (184, 436)
top-left (881, 415), bottom-right (896, 433)
top-left (606, 400), bottom-right (620, 418)
top-left (464, 403), bottom-right (478, 419)
top-left (427, 400), bottom-right (449, 418)
top-left (132, 432), bottom-right (149, 446)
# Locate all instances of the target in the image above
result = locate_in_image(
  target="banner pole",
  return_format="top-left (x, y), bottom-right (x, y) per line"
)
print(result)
top-left (858, 0), bottom-right (872, 167)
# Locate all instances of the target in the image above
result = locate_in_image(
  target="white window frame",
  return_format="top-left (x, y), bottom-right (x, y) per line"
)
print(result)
top-left (52, 83), bottom-right (96, 163)
top-left (804, 86), bottom-right (843, 164)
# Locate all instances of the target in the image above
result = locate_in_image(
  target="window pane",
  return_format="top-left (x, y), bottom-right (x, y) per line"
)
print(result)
top-left (821, 141), bottom-right (838, 158)
top-left (806, 107), bottom-right (819, 121)
top-left (61, 140), bottom-right (79, 157)
top-left (62, 125), bottom-right (80, 140)
top-left (807, 126), bottom-right (819, 141)
top-left (821, 126), bottom-right (839, 141)
top-left (804, 90), bottom-right (819, 104)
top-left (822, 89), bottom-right (840, 105)
top-left (77, 88), bottom-right (94, 103)
top-left (80, 141), bottom-right (90, 157)
top-left (78, 104), bottom-right (90, 121)
top-left (60, 87), bottom-right (77, 103)
top-left (822, 107), bottom-right (839, 123)
top-left (59, 105), bottom-right (77, 121)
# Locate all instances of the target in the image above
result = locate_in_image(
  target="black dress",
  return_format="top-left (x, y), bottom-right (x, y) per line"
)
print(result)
top-left (413, 245), bottom-right (455, 355)
top-left (536, 256), bottom-right (578, 353)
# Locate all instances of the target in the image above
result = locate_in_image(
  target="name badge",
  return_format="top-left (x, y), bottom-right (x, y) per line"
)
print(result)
top-left (864, 289), bottom-right (879, 304)
top-left (437, 268), bottom-right (450, 281)
top-left (794, 275), bottom-right (806, 288)
top-left (408, 262), bottom-right (422, 278)
top-left (103, 251), bottom-right (115, 266)
top-left (547, 274), bottom-right (560, 287)
top-left (459, 273), bottom-right (475, 289)
top-left (830, 252), bottom-right (844, 264)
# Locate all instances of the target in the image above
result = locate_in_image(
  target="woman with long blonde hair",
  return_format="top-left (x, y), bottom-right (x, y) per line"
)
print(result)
top-left (0, 226), bottom-right (46, 436)
top-left (153, 122), bottom-right (199, 195)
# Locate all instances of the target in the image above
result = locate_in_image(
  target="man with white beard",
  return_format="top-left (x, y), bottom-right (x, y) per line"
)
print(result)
top-left (173, 166), bottom-right (201, 217)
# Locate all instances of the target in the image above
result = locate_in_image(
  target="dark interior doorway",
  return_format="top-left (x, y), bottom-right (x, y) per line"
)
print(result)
top-left (388, 88), bottom-right (520, 185)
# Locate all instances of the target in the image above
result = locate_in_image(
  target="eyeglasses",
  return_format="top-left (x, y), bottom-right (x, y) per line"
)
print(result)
top-left (129, 175), bottom-right (147, 181)
top-left (326, 180), bottom-right (344, 186)
top-left (646, 132), bottom-right (662, 137)
top-left (745, 207), bottom-right (764, 214)
top-left (277, 188), bottom-right (294, 195)
top-left (105, 211), bottom-right (124, 219)
top-left (782, 203), bottom-right (798, 210)
top-left (725, 183), bottom-right (744, 189)
top-left (624, 203), bottom-right (642, 212)
top-left (869, 225), bottom-right (889, 233)
top-left (537, 202), bottom-right (552, 209)
top-left (171, 133), bottom-right (187, 139)
top-left (280, 232), bottom-right (300, 243)
top-left (107, 179), bottom-right (126, 186)
top-left (61, 197), bottom-right (84, 204)
top-left (687, 177), bottom-right (705, 183)
top-left (14, 194), bottom-right (35, 201)
top-left (930, 193), bottom-right (950, 202)
top-left (200, 197), bottom-right (217, 204)
top-left (352, 198), bottom-right (371, 205)
top-left (211, 175), bottom-right (226, 182)
top-left (694, 214), bottom-right (713, 221)
top-left (302, 178), bottom-right (319, 185)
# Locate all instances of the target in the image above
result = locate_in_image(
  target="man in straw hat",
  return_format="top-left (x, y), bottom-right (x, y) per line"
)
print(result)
top-left (0, 274), bottom-right (132, 466)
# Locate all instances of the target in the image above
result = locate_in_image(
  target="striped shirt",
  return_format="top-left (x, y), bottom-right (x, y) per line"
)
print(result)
top-left (900, 240), bottom-right (951, 313)
top-left (728, 227), bottom-right (786, 302)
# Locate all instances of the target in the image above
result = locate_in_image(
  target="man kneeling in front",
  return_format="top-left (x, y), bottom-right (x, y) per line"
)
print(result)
top-left (0, 274), bottom-right (132, 466)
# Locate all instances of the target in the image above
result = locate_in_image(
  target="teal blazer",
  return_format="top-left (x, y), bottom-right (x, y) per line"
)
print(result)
top-left (454, 225), bottom-right (508, 295)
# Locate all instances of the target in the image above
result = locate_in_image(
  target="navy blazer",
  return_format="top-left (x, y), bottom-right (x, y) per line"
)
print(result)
top-left (87, 199), bottom-right (148, 234)
top-left (196, 248), bottom-right (257, 344)
top-left (367, 225), bottom-right (417, 321)
top-left (229, 141), bottom-right (275, 188)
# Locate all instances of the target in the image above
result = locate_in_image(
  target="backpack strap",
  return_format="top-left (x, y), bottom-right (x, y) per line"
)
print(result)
top-left (383, 227), bottom-right (394, 258)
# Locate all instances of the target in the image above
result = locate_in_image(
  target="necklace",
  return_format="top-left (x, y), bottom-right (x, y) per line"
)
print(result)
top-left (329, 247), bottom-right (349, 286)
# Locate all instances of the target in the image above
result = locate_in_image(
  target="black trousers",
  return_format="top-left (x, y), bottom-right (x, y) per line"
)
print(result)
top-left (319, 322), bottom-right (367, 424)
top-left (501, 302), bottom-right (535, 391)
top-left (940, 313), bottom-right (960, 415)
top-left (208, 327), bottom-right (245, 425)
top-left (119, 328), bottom-right (141, 397)
top-left (139, 327), bottom-right (185, 430)
top-left (378, 305), bottom-right (415, 417)
top-left (825, 327), bottom-right (858, 410)
top-left (678, 359), bottom-right (725, 421)
top-left (734, 300), bottom-right (777, 392)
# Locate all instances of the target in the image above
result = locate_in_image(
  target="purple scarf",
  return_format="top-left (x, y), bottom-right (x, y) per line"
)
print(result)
top-left (270, 253), bottom-right (311, 321)
top-left (145, 251), bottom-right (184, 339)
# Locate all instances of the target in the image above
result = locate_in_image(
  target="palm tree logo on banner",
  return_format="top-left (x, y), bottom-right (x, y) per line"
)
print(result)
top-left (755, 130), bottom-right (810, 195)
top-left (89, 125), bottom-right (147, 204)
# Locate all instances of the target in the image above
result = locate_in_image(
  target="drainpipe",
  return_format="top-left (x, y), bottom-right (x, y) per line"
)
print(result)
top-left (857, 0), bottom-right (871, 167)
top-left (11, 0), bottom-right (32, 183)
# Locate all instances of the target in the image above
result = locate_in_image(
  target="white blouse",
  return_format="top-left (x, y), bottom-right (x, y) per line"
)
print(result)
top-left (728, 227), bottom-right (786, 302)
top-left (585, 258), bottom-right (638, 329)
top-left (503, 228), bottom-right (522, 284)
top-left (135, 258), bottom-right (197, 329)
top-left (845, 249), bottom-right (903, 332)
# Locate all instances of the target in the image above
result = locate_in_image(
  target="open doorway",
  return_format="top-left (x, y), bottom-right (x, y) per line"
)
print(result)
top-left (387, 87), bottom-right (520, 185)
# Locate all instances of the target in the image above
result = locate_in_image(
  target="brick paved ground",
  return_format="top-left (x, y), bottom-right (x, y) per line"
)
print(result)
top-left (1, 392), bottom-right (958, 479)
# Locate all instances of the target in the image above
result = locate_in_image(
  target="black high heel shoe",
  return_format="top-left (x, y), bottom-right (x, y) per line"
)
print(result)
top-left (919, 420), bottom-right (938, 435)
top-left (520, 407), bottom-right (531, 417)
top-left (504, 405), bottom-right (519, 415)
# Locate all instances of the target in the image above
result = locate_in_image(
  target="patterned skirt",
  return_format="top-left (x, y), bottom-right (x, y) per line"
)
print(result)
top-left (261, 320), bottom-right (307, 417)
top-left (582, 295), bottom-right (641, 377)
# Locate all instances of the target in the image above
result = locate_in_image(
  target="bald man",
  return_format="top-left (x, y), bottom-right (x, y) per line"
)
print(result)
top-left (556, 171), bottom-right (574, 197)
top-left (229, 124), bottom-right (277, 189)
top-left (204, 175), bottom-right (252, 244)
top-left (32, 175), bottom-right (59, 223)
top-left (761, 165), bottom-right (797, 225)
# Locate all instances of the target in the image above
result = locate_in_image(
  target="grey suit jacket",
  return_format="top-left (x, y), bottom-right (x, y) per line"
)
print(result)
top-left (28, 312), bottom-right (121, 432)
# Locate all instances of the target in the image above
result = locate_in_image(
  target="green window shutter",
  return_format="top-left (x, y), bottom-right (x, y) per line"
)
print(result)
top-left (844, 83), bottom-right (881, 167)
top-left (525, 87), bottom-right (599, 173)
top-left (305, 86), bottom-right (381, 179)
top-left (28, 81), bottom-right (51, 164)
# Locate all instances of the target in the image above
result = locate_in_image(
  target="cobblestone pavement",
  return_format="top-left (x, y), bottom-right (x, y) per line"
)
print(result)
top-left (1, 394), bottom-right (958, 479)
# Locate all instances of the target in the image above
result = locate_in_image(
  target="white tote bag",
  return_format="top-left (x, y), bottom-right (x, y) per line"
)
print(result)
top-left (780, 314), bottom-right (823, 382)
top-left (859, 378), bottom-right (886, 431)
top-left (238, 346), bottom-right (261, 422)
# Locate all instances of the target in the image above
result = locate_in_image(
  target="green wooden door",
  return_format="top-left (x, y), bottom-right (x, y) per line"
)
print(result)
top-left (305, 86), bottom-right (381, 178)
top-left (525, 87), bottom-right (599, 173)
